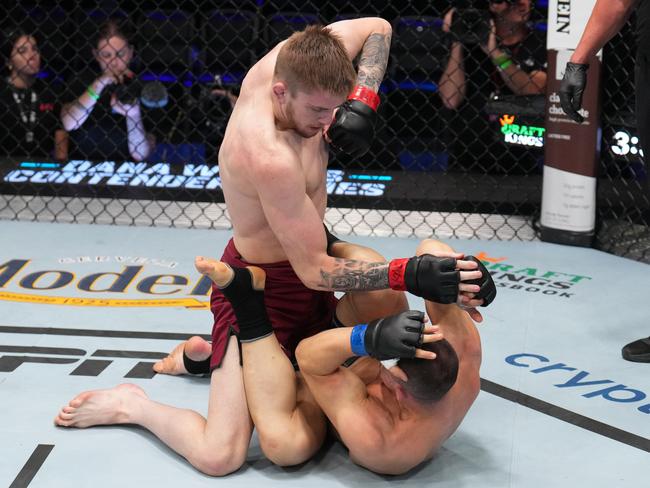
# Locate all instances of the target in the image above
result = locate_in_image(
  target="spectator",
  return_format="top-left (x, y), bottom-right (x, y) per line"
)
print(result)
top-left (0, 29), bottom-right (68, 160)
top-left (61, 19), bottom-right (153, 162)
top-left (437, 0), bottom-right (547, 175)
top-left (210, 75), bottom-right (238, 109)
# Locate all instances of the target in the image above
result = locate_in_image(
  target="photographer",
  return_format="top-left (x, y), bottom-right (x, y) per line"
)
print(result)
top-left (436, 0), bottom-right (546, 174)
top-left (438, 0), bottom-right (546, 111)
top-left (61, 19), bottom-right (153, 162)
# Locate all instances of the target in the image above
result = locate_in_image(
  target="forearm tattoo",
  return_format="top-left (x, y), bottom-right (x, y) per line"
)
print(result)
top-left (356, 33), bottom-right (392, 92)
top-left (318, 258), bottom-right (389, 291)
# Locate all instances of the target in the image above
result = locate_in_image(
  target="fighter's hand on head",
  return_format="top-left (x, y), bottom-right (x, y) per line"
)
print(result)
top-left (559, 62), bottom-right (589, 123)
top-left (350, 310), bottom-right (440, 360)
top-left (326, 86), bottom-right (379, 158)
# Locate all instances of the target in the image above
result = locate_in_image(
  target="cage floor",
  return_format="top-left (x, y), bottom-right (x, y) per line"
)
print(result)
top-left (1, 220), bottom-right (648, 487)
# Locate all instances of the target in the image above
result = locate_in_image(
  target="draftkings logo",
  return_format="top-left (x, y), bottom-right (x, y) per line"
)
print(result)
top-left (0, 256), bottom-right (211, 308)
top-left (476, 252), bottom-right (591, 299)
top-left (499, 114), bottom-right (545, 148)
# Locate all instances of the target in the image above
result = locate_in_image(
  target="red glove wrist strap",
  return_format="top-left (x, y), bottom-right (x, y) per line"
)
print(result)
top-left (388, 258), bottom-right (409, 291)
top-left (349, 86), bottom-right (380, 111)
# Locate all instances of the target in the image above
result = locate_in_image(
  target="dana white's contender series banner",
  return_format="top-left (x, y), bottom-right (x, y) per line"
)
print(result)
top-left (547, 0), bottom-right (598, 50)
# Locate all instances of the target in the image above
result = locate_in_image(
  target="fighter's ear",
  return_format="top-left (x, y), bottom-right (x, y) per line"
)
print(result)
top-left (393, 381), bottom-right (409, 404)
top-left (272, 81), bottom-right (288, 102)
top-left (389, 364), bottom-right (409, 383)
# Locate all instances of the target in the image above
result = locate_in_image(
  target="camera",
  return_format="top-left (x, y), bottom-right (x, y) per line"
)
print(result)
top-left (115, 77), bottom-right (168, 109)
top-left (212, 75), bottom-right (241, 97)
top-left (449, 8), bottom-right (492, 45)
top-left (114, 78), bottom-right (141, 105)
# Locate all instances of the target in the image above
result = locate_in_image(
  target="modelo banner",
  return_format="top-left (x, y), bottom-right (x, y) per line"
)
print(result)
top-left (541, 0), bottom-right (601, 247)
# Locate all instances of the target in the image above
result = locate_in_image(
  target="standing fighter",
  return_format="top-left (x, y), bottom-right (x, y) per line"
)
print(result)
top-left (559, 0), bottom-right (650, 363)
top-left (55, 19), bottom-right (487, 475)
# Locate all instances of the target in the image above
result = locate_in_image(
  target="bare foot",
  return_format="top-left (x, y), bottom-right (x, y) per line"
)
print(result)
top-left (194, 256), bottom-right (265, 290)
top-left (54, 383), bottom-right (147, 428)
top-left (153, 336), bottom-right (212, 375)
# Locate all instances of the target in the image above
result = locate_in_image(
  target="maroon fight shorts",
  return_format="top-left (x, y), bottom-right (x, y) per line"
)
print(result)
top-left (209, 238), bottom-right (338, 369)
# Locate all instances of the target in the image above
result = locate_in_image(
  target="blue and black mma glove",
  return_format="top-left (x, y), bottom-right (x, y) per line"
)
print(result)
top-left (350, 310), bottom-right (425, 360)
top-left (326, 86), bottom-right (380, 158)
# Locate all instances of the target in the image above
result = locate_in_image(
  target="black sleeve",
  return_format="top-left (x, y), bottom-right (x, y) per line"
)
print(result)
top-left (63, 70), bottom-right (95, 105)
top-left (45, 81), bottom-right (66, 130)
top-left (0, 88), bottom-right (16, 155)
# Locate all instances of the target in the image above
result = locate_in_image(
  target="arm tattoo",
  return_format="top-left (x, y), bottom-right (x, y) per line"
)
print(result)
top-left (318, 258), bottom-right (389, 291)
top-left (356, 33), bottom-right (392, 92)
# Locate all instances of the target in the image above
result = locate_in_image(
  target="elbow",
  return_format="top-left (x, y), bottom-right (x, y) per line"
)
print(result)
top-left (518, 71), bottom-right (547, 95)
top-left (292, 262), bottom-right (322, 291)
top-left (521, 81), bottom-right (546, 96)
top-left (61, 115), bottom-right (75, 132)
top-left (440, 90), bottom-right (463, 110)
top-left (437, 77), bottom-right (465, 110)
top-left (130, 143), bottom-right (153, 162)
top-left (60, 107), bottom-right (78, 132)
top-left (375, 18), bottom-right (392, 36)
top-left (614, 1), bottom-right (631, 16)
top-left (532, 78), bottom-right (547, 95)
top-left (130, 152), bottom-right (146, 162)
top-left (441, 95), bottom-right (462, 110)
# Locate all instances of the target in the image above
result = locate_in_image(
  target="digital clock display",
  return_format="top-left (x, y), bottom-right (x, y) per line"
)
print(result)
top-left (610, 129), bottom-right (645, 158)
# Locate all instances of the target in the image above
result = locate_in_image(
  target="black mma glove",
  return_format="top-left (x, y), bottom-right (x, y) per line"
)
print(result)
top-left (326, 86), bottom-right (379, 158)
top-left (464, 256), bottom-right (497, 306)
top-left (388, 254), bottom-right (459, 304)
top-left (350, 310), bottom-right (425, 360)
top-left (559, 62), bottom-right (589, 123)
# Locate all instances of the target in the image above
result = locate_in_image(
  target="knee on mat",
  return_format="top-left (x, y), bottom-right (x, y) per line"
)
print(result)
top-left (193, 444), bottom-right (248, 477)
top-left (258, 429), bottom-right (316, 467)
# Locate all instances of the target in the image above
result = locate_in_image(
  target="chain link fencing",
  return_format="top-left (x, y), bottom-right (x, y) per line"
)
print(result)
top-left (596, 11), bottom-right (650, 263)
top-left (0, 1), bottom-right (646, 260)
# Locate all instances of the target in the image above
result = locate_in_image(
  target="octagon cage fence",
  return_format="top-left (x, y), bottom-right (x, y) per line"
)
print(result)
top-left (0, 0), bottom-right (647, 263)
